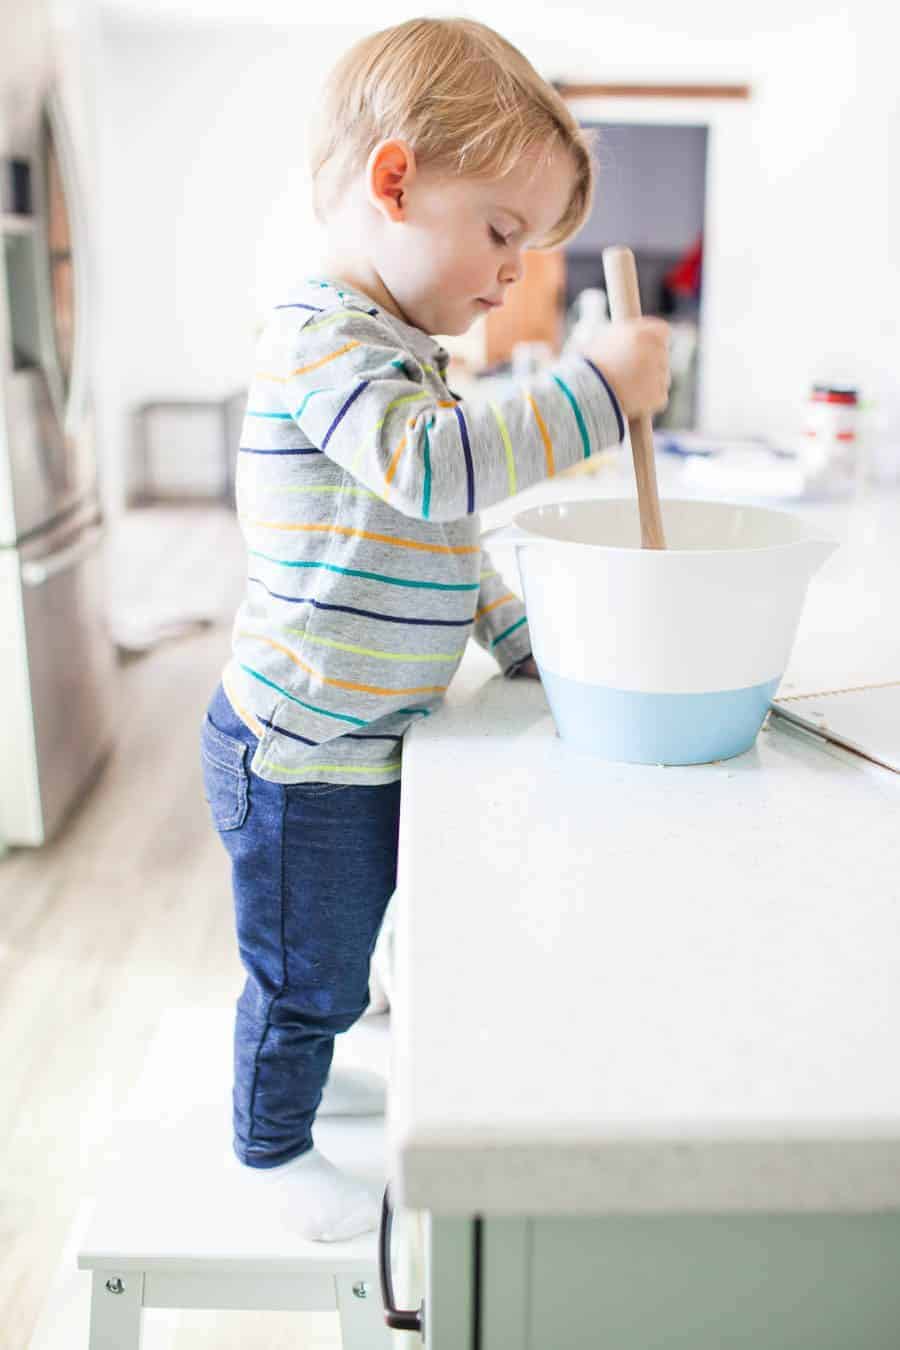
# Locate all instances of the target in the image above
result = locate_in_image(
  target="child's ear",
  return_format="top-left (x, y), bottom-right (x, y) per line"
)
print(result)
top-left (367, 139), bottom-right (416, 222)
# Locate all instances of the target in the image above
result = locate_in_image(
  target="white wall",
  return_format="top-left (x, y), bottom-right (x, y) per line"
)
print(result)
top-left (1, 5), bottom-right (52, 158)
top-left (94, 3), bottom-right (899, 513)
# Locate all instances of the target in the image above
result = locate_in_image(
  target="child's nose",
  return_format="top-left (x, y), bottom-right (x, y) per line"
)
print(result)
top-left (499, 255), bottom-right (523, 286)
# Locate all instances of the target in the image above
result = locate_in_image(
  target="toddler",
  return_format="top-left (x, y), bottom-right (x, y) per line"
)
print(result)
top-left (200, 16), bottom-right (670, 1242)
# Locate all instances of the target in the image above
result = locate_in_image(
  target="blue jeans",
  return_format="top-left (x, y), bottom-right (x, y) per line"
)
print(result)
top-left (200, 682), bottom-right (402, 1168)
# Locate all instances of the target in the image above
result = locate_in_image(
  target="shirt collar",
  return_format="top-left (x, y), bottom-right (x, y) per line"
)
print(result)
top-left (296, 277), bottom-right (450, 373)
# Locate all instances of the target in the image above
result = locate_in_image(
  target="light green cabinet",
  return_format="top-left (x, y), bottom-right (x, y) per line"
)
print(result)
top-left (422, 1213), bottom-right (900, 1349)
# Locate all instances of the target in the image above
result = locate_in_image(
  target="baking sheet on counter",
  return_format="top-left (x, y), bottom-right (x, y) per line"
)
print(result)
top-left (770, 681), bottom-right (900, 773)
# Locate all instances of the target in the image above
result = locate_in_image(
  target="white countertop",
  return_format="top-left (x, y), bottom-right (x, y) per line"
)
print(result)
top-left (390, 470), bottom-right (900, 1216)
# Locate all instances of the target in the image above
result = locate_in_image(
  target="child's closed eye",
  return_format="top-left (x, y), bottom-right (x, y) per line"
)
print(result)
top-left (489, 227), bottom-right (508, 247)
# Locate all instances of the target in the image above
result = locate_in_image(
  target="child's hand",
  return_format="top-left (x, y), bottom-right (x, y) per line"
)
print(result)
top-left (510, 656), bottom-right (541, 679)
top-left (583, 318), bottom-right (671, 420)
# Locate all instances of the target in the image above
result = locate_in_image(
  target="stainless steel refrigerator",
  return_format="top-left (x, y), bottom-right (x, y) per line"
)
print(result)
top-left (0, 85), bottom-right (117, 846)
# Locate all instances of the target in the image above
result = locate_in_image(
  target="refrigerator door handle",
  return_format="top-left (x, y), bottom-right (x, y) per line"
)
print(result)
top-left (21, 523), bottom-right (103, 586)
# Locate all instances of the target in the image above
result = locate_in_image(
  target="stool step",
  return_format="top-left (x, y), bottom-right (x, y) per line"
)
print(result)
top-left (78, 1008), bottom-right (391, 1277)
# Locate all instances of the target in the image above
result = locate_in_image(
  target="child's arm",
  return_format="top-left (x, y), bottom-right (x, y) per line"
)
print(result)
top-left (258, 305), bottom-right (625, 523)
top-left (471, 544), bottom-right (532, 675)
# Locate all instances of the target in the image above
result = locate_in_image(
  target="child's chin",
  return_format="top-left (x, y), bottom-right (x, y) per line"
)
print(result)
top-left (433, 307), bottom-right (479, 339)
top-left (448, 312), bottom-right (478, 336)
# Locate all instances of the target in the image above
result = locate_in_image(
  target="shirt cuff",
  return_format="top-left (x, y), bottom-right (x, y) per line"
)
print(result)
top-left (503, 650), bottom-right (534, 678)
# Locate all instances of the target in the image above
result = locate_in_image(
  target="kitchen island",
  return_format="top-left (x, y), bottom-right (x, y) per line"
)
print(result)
top-left (386, 475), bottom-right (900, 1348)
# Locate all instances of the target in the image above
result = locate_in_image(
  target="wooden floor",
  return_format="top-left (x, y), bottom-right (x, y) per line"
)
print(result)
top-left (0, 506), bottom-right (343, 1349)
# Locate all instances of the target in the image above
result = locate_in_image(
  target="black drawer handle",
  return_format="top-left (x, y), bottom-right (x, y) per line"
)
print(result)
top-left (379, 1182), bottom-right (424, 1337)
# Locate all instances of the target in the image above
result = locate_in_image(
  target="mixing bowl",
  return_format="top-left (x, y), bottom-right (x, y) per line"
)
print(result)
top-left (481, 497), bottom-right (838, 765)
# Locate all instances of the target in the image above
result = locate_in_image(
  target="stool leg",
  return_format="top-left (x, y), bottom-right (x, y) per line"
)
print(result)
top-left (336, 1274), bottom-right (392, 1349)
top-left (88, 1270), bottom-right (144, 1349)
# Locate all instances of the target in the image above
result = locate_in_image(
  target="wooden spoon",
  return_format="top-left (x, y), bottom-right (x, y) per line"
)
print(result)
top-left (601, 246), bottom-right (667, 549)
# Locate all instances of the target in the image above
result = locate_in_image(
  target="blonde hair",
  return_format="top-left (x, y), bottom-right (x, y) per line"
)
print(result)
top-left (308, 18), bottom-right (597, 250)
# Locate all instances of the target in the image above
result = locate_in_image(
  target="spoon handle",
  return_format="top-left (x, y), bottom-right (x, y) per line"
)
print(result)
top-left (601, 246), bottom-right (667, 550)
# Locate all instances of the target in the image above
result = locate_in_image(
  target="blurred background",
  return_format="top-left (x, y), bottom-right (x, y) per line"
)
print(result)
top-left (5, 0), bottom-right (898, 520)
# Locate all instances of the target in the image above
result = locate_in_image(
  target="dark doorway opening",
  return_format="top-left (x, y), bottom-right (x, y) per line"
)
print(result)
top-left (565, 121), bottom-right (708, 428)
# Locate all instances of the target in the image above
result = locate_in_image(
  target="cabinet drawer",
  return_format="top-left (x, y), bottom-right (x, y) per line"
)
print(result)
top-left (476, 1214), bottom-right (900, 1349)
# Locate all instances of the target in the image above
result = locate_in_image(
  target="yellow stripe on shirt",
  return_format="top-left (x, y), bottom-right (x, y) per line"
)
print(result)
top-left (283, 627), bottom-right (465, 663)
top-left (475, 592), bottom-right (518, 621)
top-left (488, 401), bottom-right (518, 496)
top-left (525, 391), bottom-right (555, 477)
top-left (256, 340), bottom-right (362, 381)
top-left (239, 632), bottom-right (449, 697)
top-left (241, 519), bottom-right (479, 554)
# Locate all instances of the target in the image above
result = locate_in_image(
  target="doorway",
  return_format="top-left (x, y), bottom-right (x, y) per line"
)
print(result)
top-left (565, 121), bottom-right (708, 429)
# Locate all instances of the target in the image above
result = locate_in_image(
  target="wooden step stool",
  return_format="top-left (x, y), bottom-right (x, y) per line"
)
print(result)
top-left (76, 1007), bottom-right (394, 1348)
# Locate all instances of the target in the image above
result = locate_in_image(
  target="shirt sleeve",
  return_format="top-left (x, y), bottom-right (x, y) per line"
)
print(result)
top-left (258, 304), bottom-right (625, 523)
top-left (471, 544), bottom-right (532, 674)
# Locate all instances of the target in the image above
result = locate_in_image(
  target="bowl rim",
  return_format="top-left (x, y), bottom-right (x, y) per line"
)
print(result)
top-left (512, 496), bottom-right (838, 557)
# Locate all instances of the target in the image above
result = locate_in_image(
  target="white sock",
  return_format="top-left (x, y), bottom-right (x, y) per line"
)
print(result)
top-left (318, 1065), bottom-right (386, 1116)
top-left (255, 1146), bottom-right (381, 1242)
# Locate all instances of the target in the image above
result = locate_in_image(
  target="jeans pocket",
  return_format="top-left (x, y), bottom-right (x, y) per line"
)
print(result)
top-left (200, 714), bottom-right (249, 831)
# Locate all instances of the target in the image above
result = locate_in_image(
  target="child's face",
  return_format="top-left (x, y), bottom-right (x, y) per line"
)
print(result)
top-left (368, 139), bottom-right (577, 338)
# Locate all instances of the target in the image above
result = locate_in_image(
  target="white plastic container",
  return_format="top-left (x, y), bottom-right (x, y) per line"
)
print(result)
top-left (481, 498), bottom-right (837, 765)
top-left (803, 383), bottom-right (862, 496)
top-left (563, 287), bottom-right (609, 353)
top-left (805, 383), bottom-right (859, 467)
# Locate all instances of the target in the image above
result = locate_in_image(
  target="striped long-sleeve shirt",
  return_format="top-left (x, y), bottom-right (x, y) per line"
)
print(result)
top-left (221, 276), bottom-right (625, 785)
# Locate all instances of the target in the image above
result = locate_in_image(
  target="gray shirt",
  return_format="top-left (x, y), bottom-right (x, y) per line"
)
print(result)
top-left (221, 276), bottom-right (625, 785)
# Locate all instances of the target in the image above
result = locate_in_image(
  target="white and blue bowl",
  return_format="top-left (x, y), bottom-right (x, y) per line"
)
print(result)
top-left (482, 498), bottom-right (837, 765)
